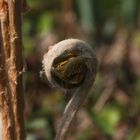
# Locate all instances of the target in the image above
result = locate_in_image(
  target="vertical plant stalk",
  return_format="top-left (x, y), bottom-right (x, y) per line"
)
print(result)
top-left (0, 1), bottom-right (15, 140)
top-left (0, 31), bottom-right (15, 140)
top-left (0, 0), bottom-right (10, 58)
top-left (0, 0), bottom-right (26, 139)
top-left (7, 0), bottom-right (26, 139)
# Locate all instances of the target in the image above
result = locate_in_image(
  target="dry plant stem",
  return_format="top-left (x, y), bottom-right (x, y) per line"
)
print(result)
top-left (0, 0), bottom-right (26, 139)
top-left (0, 1), bottom-right (16, 140)
top-left (7, 0), bottom-right (25, 139)
top-left (0, 1), bottom-right (10, 58)
top-left (0, 33), bottom-right (15, 140)
top-left (55, 84), bottom-right (93, 140)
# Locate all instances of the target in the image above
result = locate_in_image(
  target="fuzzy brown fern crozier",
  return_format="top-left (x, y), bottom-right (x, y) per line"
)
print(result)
top-left (42, 39), bottom-right (97, 140)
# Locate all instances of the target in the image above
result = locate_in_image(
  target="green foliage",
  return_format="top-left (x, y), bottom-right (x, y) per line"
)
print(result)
top-left (37, 12), bottom-right (54, 36)
top-left (91, 105), bottom-right (121, 136)
top-left (26, 118), bottom-right (53, 140)
top-left (77, 0), bottom-right (94, 32)
top-left (76, 128), bottom-right (93, 140)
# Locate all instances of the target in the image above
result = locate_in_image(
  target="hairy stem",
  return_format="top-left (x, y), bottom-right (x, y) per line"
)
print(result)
top-left (0, 28), bottom-right (15, 140)
top-left (7, 0), bottom-right (26, 139)
top-left (0, 0), bottom-right (26, 139)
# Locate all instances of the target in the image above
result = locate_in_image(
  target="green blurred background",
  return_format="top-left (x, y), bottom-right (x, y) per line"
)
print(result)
top-left (23, 0), bottom-right (140, 140)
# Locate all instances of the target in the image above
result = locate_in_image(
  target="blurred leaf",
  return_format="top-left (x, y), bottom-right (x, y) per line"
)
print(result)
top-left (23, 37), bottom-right (36, 56)
top-left (37, 12), bottom-right (54, 36)
top-left (26, 118), bottom-right (53, 140)
top-left (127, 129), bottom-right (140, 140)
top-left (132, 31), bottom-right (140, 47)
top-left (41, 90), bottom-right (63, 114)
top-left (26, 118), bottom-right (47, 129)
top-left (95, 0), bottom-right (121, 19)
top-left (133, 79), bottom-right (140, 107)
top-left (22, 19), bottom-right (32, 36)
top-left (27, 134), bottom-right (36, 140)
top-left (27, 0), bottom-right (45, 9)
top-left (91, 106), bottom-right (121, 136)
top-left (121, 0), bottom-right (135, 26)
top-left (77, 0), bottom-right (94, 32)
top-left (77, 128), bottom-right (93, 140)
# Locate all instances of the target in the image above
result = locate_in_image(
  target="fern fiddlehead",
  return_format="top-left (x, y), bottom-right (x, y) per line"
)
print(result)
top-left (42, 39), bottom-right (98, 140)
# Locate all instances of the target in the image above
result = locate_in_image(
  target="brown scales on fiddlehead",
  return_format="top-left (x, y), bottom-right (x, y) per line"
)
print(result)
top-left (51, 51), bottom-right (87, 89)
top-left (42, 39), bottom-right (97, 140)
